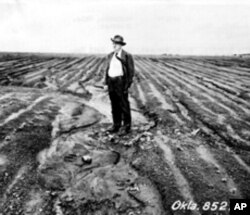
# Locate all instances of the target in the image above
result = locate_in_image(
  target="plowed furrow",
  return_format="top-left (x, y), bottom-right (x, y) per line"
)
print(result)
top-left (146, 59), bottom-right (250, 116)
top-left (169, 59), bottom-right (250, 89)
top-left (141, 58), bottom-right (250, 126)
top-left (136, 62), bottom-right (187, 126)
top-left (155, 135), bottom-right (197, 204)
top-left (135, 63), bottom-right (185, 126)
top-left (137, 59), bottom-right (250, 149)
top-left (187, 58), bottom-right (250, 78)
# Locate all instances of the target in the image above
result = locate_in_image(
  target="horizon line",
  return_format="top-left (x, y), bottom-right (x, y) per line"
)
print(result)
top-left (0, 50), bottom-right (249, 57)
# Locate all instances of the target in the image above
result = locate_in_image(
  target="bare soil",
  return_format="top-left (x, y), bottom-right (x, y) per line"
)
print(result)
top-left (0, 54), bottom-right (250, 215)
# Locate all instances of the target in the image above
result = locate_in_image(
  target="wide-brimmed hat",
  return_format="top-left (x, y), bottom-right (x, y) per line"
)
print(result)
top-left (111, 35), bottom-right (126, 46)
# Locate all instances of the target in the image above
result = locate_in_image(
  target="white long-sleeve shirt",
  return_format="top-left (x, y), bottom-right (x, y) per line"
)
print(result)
top-left (108, 49), bottom-right (123, 77)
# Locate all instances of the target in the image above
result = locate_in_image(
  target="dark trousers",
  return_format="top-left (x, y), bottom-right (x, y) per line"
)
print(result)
top-left (107, 76), bottom-right (131, 129)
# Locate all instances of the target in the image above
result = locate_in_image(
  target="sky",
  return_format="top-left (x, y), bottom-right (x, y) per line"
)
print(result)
top-left (0, 0), bottom-right (250, 55)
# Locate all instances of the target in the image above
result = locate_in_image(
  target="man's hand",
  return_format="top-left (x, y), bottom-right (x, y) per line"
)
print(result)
top-left (103, 85), bottom-right (108, 91)
top-left (123, 86), bottom-right (129, 94)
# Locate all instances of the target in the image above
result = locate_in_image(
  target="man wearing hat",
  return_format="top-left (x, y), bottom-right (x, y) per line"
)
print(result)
top-left (103, 35), bottom-right (135, 135)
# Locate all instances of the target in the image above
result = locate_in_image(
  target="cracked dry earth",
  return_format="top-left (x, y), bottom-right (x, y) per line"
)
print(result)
top-left (0, 55), bottom-right (250, 215)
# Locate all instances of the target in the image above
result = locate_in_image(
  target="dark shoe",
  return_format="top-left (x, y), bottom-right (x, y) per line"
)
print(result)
top-left (118, 126), bottom-right (131, 136)
top-left (107, 125), bottom-right (120, 133)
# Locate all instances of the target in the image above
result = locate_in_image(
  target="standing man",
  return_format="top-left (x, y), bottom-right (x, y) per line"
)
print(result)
top-left (104, 35), bottom-right (135, 135)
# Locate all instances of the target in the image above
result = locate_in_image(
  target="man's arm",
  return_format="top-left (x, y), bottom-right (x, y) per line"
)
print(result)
top-left (104, 54), bottom-right (110, 85)
top-left (126, 54), bottom-right (135, 89)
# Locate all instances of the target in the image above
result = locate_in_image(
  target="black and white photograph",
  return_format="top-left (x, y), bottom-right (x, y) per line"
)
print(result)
top-left (0, 0), bottom-right (250, 214)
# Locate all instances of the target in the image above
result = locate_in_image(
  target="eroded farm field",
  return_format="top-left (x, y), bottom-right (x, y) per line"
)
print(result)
top-left (0, 53), bottom-right (250, 215)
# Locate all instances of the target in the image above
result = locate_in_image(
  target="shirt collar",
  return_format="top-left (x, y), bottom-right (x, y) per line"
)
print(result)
top-left (114, 49), bottom-right (122, 57)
